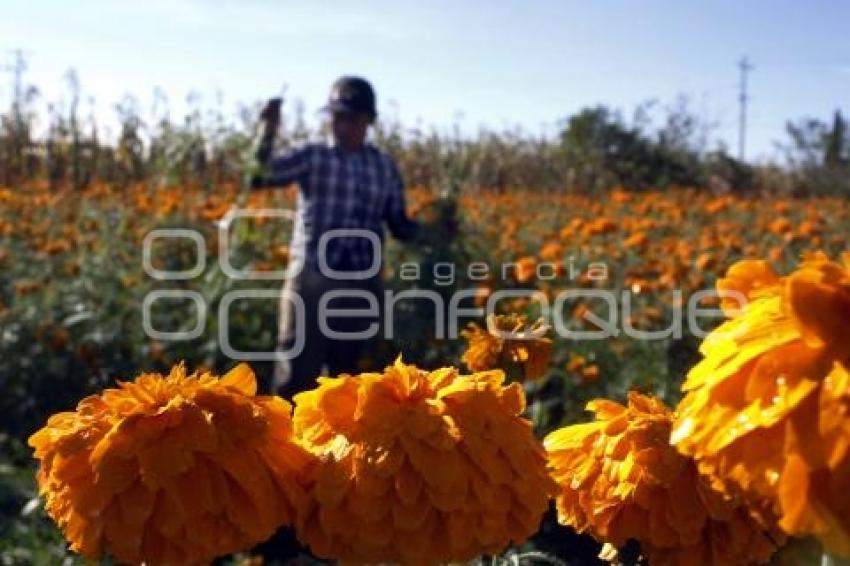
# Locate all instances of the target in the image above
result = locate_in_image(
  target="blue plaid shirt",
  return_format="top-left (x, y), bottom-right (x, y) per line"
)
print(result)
top-left (255, 141), bottom-right (419, 272)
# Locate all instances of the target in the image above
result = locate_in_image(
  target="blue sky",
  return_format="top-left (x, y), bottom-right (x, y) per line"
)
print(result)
top-left (2, 0), bottom-right (848, 161)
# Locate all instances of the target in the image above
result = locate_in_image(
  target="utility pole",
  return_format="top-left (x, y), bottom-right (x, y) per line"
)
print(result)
top-left (737, 56), bottom-right (753, 161)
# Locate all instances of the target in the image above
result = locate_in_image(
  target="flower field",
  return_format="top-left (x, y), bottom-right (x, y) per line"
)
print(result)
top-left (3, 179), bottom-right (850, 564)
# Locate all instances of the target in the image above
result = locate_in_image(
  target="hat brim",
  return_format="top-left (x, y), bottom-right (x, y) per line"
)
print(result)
top-left (321, 101), bottom-right (359, 115)
top-left (320, 102), bottom-right (376, 119)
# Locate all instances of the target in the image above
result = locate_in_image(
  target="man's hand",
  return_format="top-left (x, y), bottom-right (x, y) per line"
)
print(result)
top-left (255, 97), bottom-right (283, 169)
top-left (259, 97), bottom-right (282, 137)
top-left (244, 98), bottom-right (283, 191)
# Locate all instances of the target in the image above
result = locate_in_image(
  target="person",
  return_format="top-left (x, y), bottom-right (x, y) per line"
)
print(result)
top-left (249, 76), bottom-right (421, 398)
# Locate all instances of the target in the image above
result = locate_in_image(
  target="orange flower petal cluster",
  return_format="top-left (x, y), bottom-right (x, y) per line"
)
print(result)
top-left (461, 313), bottom-right (553, 381)
top-left (714, 259), bottom-right (780, 316)
top-left (512, 256), bottom-right (538, 283)
top-left (672, 251), bottom-right (850, 555)
top-left (293, 357), bottom-right (554, 565)
top-left (28, 363), bottom-right (312, 565)
top-left (545, 392), bottom-right (781, 566)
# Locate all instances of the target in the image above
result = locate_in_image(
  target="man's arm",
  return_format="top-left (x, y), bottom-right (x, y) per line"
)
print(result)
top-left (248, 98), bottom-right (310, 190)
top-left (384, 160), bottom-right (421, 241)
top-left (250, 144), bottom-right (311, 190)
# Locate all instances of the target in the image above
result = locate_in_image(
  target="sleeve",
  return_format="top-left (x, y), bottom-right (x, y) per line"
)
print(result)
top-left (250, 143), bottom-right (311, 190)
top-left (384, 159), bottom-right (421, 241)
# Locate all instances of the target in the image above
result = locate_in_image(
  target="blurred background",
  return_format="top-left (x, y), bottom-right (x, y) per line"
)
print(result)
top-left (1, 1), bottom-right (848, 563)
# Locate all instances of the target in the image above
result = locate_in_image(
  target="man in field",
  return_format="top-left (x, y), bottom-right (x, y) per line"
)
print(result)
top-left (251, 76), bottom-right (421, 397)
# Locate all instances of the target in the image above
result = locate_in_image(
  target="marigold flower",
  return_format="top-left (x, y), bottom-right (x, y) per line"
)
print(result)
top-left (293, 357), bottom-right (555, 565)
top-left (28, 362), bottom-right (313, 565)
top-left (714, 258), bottom-right (780, 316)
top-left (566, 353), bottom-right (587, 372)
top-left (539, 241), bottom-right (564, 262)
top-left (513, 256), bottom-right (538, 283)
top-left (582, 217), bottom-right (618, 236)
top-left (580, 364), bottom-right (600, 382)
top-left (461, 313), bottom-right (552, 381)
top-left (623, 231), bottom-right (649, 249)
top-left (545, 392), bottom-right (782, 565)
top-left (672, 251), bottom-right (850, 556)
top-left (769, 217), bottom-right (793, 235)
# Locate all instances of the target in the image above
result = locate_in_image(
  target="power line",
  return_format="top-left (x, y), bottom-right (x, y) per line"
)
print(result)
top-left (738, 56), bottom-right (754, 161)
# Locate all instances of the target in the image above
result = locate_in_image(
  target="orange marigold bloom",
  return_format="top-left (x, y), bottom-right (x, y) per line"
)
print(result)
top-left (512, 255), bottom-right (538, 283)
top-left (611, 188), bottom-right (632, 203)
top-left (769, 217), bottom-right (793, 235)
top-left (545, 392), bottom-right (782, 566)
top-left (672, 251), bottom-right (850, 556)
top-left (461, 313), bottom-right (553, 381)
top-left (714, 259), bottom-right (780, 316)
top-left (583, 217), bottom-right (618, 236)
top-left (293, 357), bottom-right (555, 565)
top-left (539, 241), bottom-right (564, 262)
top-left (566, 353), bottom-right (587, 372)
top-left (28, 363), bottom-right (312, 565)
top-left (580, 364), bottom-right (600, 382)
top-left (272, 244), bottom-right (289, 264)
top-left (623, 231), bottom-right (649, 249)
top-left (695, 251), bottom-right (714, 271)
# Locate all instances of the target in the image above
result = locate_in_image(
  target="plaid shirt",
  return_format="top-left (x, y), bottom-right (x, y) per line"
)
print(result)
top-left (256, 141), bottom-right (419, 272)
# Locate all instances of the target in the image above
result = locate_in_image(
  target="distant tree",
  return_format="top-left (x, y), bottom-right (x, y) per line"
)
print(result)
top-left (784, 109), bottom-right (850, 196)
top-left (557, 102), bottom-right (707, 192)
top-left (824, 110), bottom-right (848, 168)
